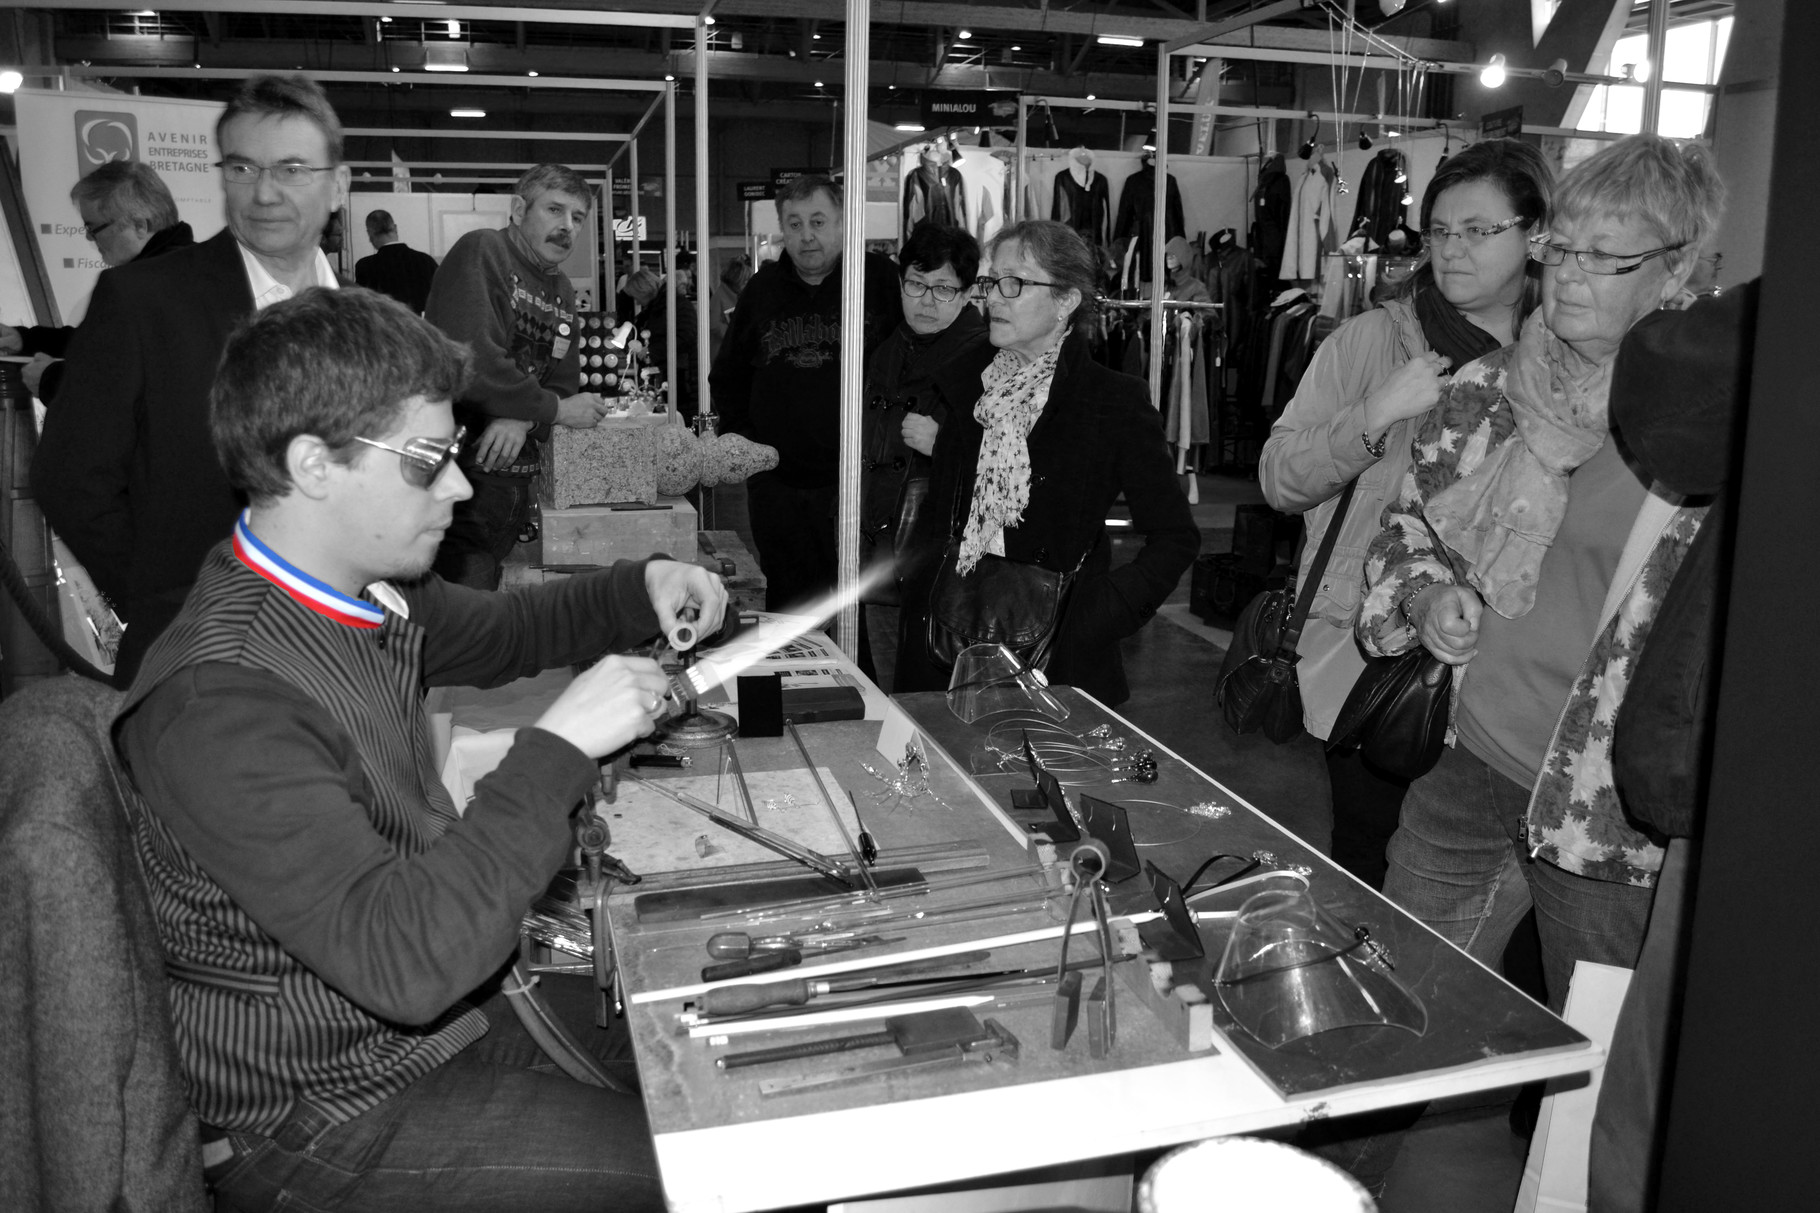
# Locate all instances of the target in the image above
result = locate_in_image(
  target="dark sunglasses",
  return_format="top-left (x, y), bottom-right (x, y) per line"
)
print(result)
top-left (353, 426), bottom-right (466, 489)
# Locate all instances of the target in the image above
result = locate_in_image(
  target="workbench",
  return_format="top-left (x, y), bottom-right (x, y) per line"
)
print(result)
top-left (573, 685), bottom-right (1595, 1213)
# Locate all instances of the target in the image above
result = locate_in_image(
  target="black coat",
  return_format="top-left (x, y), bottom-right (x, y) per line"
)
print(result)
top-left (33, 227), bottom-right (254, 684)
top-left (354, 241), bottom-right (439, 314)
top-left (896, 331), bottom-right (1201, 705)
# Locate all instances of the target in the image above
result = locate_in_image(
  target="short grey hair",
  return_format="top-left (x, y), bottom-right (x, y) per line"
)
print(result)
top-left (364, 208), bottom-right (397, 236)
top-left (986, 219), bottom-right (1100, 333)
top-left (69, 161), bottom-right (179, 233)
top-left (514, 164), bottom-right (593, 207)
top-left (774, 174), bottom-right (841, 214)
top-left (218, 74), bottom-right (344, 164)
top-left (1553, 134), bottom-right (1727, 258)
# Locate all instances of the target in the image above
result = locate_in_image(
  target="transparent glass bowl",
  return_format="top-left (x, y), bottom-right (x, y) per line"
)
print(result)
top-left (945, 643), bottom-right (1070, 725)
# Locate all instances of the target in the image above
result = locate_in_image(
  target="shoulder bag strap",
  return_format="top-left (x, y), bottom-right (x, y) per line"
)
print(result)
top-left (1277, 478), bottom-right (1357, 658)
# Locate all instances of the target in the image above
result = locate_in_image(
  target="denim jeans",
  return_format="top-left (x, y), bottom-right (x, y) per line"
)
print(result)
top-left (209, 981), bottom-right (662, 1213)
top-left (433, 472), bottom-right (534, 591)
top-left (1384, 743), bottom-right (1656, 1012)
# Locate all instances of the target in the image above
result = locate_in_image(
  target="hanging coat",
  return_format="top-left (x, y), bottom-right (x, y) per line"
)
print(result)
top-left (1053, 168), bottom-right (1113, 247)
top-left (903, 166), bottom-right (968, 242)
top-left (1280, 156), bottom-right (1338, 282)
top-left (1250, 155), bottom-right (1292, 280)
top-left (1113, 164), bottom-right (1185, 283)
top-left (1350, 149), bottom-right (1409, 250)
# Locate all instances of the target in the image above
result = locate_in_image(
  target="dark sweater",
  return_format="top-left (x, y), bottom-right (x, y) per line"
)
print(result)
top-left (355, 240), bottom-right (440, 314)
top-left (709, 250), bottom-right (901, 488)
top-left (423, 224), bottom-right (580, 468)
top-left (116, 537), bottom-right (660, 1133)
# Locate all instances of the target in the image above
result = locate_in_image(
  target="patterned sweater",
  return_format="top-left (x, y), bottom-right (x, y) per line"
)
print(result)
top-left (1357, 342), bottom-right (1705, 888)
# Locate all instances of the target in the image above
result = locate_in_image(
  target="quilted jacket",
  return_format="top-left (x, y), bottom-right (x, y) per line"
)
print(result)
top-left (1356, 342), bottom-right (1705, 888)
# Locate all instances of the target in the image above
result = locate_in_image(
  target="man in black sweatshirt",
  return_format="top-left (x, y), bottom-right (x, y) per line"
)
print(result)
top-left (709, 174), bottom-right (901, 612)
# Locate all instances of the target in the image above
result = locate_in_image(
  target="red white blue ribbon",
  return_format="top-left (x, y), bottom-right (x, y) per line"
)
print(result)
top-left (232, 511), bottom-right (385, 630)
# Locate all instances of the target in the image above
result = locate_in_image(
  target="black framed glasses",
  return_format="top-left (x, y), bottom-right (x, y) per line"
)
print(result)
top-left (353, 426), bottom-right (466, 489)
top-left (901, 279), bottom-right (966, 303)
top-left (1422, 215), bottom-right (1526, 249)
top-left (82, 219), bottom-right (117, 242)
top-left (975, 274), bottom-right (1065, 299)
top-left (1528, 237), bottom-right (1687, 276)
top-left (215, 160), bottom-right (338, 188)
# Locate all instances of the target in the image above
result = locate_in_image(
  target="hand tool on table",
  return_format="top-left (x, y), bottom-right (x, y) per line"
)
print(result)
top-left (1051, 838), bottom-right (1118, 1055)
top-left (692, 953), bottom-right (1126, 1022)
top-left (697, 864), bottom-right (1054, 925)
top-left (706, 932), bottom-right (896, 960)
top-left (784, 720), bottom-right (879, 895)
top-left (695, 951), bottom-right (993, 1016)
top-left (756, 1019), bottom-right (1020, 1098)
top-left (626, 773), bottom-right (856, 890)
top-left (845, 789), bottom-right (879, 866)
top-left (700, 934), bottom-right (902, 982)
top-left (718, 1006), bottom-right (992, 1070)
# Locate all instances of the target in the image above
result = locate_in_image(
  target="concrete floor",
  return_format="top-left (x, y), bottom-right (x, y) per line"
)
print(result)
top-left (706, 471), bottom-right (1534, 1213)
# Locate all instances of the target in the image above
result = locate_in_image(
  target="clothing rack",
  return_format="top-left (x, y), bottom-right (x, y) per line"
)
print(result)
top-left (1097, 296), bottom-right (1224, 314)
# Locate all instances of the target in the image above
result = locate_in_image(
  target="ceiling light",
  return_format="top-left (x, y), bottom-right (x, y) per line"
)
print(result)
top-left (450, 107), bottom-right (486, 118)
top-left (1628, 59), bottom-right (1652, 83)
top-left (0, 70), bottom-right (22, 94)
top-left (958, 29), bottom-right (972, 40)
top-left (703, 15), bottom-right (715, 25)
top-left (1011, 45), bottom-right (1022, 52)
top-left (664, 74), bottom-right (675, 81)
top-left (444, 20), bottom-right (460, 38)
top-left (1480, 53), bottom-right (1507, 88)
top-left (129, 9), bottom-right (156, 16)
top-left (894, 121), bottom-right (925, 132)
top-left (812, 33), bottom-right (821, 39)
top-left (1085, 93), bottom-right (1096, 101)
top-left (1097, 35), bottom-right (1145, 48)
top-left (527, 70), bottom-right (538, 77)
top-left (379, 15), bottom-right (392, 23)
top-left (391, 66), bottom-right (400, 73)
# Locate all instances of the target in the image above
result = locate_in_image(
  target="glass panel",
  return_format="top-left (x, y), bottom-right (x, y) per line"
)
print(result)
top-left (1714, 17), bottom-right (1735, 78)
top-left (1656, 88), bottom-right (1712, 140)
top-left (1599, 84), bottom-right (1646, 135)
top-left (1611, 31), bottom-right (1650, 81)
top-left (1663, 22), bottom-right (1713, 85)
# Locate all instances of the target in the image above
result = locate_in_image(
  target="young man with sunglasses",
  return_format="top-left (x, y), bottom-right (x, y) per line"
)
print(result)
top-left (114, 286), bottom-right (722, 1212)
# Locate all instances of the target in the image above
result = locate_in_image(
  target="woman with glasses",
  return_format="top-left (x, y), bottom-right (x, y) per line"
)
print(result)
top-left (1356, 135), bottom-right (1727, 1011)
top-left (861, 223), bottom-right (994, 610)
top-left (1260, 138), bottom-right (1554, 890)
top-left (893, 219), bottom-right (1199, 702)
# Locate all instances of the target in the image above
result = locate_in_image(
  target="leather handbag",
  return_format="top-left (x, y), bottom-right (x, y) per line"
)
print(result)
top-left (1325, 645), bottom-right (1453, 782)
top-left (925, 541), bottom-right (1080, 672)
top-left (1214, 481), bottom-right (1355, 744)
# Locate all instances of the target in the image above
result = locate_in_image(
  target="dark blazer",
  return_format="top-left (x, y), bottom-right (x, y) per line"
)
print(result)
top-left (355, 240), bottom-right (439, 314)
top-left (33, 227), bottom-right (254, 685)
top-left (898, 331), bottom-right (1201, 705)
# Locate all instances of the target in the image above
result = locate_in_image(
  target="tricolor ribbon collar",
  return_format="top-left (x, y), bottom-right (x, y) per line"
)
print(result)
top-left (232, 511), bottom-right (386, 630)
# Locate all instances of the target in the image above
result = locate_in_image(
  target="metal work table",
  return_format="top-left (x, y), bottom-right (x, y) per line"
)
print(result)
top-left (598, 687), bottom-right (1594, 1213)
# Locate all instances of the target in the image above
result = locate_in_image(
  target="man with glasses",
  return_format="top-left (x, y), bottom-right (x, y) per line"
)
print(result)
top-left (36, 73), bottom-right (349, 685)
top-left (0, 161), bottom-right (193, 403)
top-left (424, 163), bottom-right (609, 591)
top-left (116, 286), bottom-right (717, 1212)
top-left (709, 174), bottom-right (900, 620)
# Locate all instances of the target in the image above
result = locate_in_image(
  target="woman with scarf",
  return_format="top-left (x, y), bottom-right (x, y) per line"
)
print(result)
top-left (1357, 135), bottom-right (1726, 1010)
top-left (1261, 139), bottom-right (1554, 889)
top-left (894, 220), bottom-right (1199, 703)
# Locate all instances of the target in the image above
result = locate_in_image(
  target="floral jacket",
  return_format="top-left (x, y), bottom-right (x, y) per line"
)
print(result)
top-left (1356, 342), bottom-right (1705, 888)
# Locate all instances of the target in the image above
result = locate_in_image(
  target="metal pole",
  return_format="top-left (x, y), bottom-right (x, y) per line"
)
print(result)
top-left (1148, 43), bottom-right (1169, 415)
top-left (630, 137), bottom-right (641, 272)
top-left (695, 14), bottom-right (712, 432)
top-left (603, 165), bottom-right (616, 308)
top-left (665, 80), bottom-right (679, 415)
top-left (835, 0), bottom-right (869, 655)
top-left (1641, 0), bottom-right (1669, 135)
top-left (1014, 96), bottom-right (1027, 221)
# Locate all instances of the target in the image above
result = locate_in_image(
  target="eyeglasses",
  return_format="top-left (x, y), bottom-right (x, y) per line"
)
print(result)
top-left (215, 160), bottom-right (338, 188)
top-left (901, 279), bottom-right (966, 303)
top-left (1528, 238), bottom-right (1687, 276)
top-left (1423, 216), bottom-right (1526, 249)
top-left (353, 426), bottom-right (466, 489)
top-left (82, 219), bottom-right (117, 242)
top-left (975, 275), bottom-right (1065, 299)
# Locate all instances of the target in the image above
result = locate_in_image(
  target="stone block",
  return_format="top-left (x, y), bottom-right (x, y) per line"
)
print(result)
top-left (539, 496), bottom-right (698, 567)
top-left (544, 412), bottom-right (670, 508)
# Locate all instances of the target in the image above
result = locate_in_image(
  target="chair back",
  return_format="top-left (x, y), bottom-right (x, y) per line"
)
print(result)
top-left (0, 676), bottom-right (208, 1211)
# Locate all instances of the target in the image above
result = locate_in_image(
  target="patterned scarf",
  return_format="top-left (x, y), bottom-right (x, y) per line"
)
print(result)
top-left (1425, 309), bottom-right (1613, 619)
top-left (957, 340), bottom-right (1064, 573)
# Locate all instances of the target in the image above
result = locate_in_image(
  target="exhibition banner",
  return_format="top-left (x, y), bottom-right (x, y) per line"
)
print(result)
top-left (14, 88), bottom-right (227, 323)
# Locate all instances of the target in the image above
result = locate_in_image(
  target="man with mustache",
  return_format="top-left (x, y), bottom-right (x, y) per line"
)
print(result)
top-left (425, 163), bottom-right (609, 589)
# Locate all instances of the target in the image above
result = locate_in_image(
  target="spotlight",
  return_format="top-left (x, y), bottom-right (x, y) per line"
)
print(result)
top-left (1298, 139), bottom-right (1315, 159)
top-left (1097, 35), bottom-right (1145, 48)
top-left (958, 29), bottom-right (972, 40)
top-left (0, 70), bottom-right (22, 94)
top-left (1358, 131), bottom-right (1373, 150)
top-left (1543, 58), bottom-right (1568, 88)
top-left (1480, 54), bottom-right (1507, 89)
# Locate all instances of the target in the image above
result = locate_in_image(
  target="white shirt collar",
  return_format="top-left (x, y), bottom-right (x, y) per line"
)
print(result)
top-left (237, 243), bottom-right (339, 311)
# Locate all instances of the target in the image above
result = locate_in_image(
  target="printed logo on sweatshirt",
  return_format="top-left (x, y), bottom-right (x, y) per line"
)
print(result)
top-left (760, 313), bottom-right (840, 370)
top-left (507, 272), bottom-right (576, 382)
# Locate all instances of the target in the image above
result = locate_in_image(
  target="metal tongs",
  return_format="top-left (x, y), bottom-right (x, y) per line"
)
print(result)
top-left (625, 773), bottom-right (857, 890)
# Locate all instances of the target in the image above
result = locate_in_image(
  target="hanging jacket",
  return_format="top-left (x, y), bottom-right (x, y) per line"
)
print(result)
top-left (1053, 168), bottom-right (1113, 247)
top-left (903, 166), bottom-right (968, 242)
top-left (1250, 156), bottom-right (1292, 279)
top-left (1281, 155), bottom-right (1339, 282)
top-left (1350, 149), bottom-right (1409, 250)
top-left (1113, 163), bottom-right (1185, 282)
